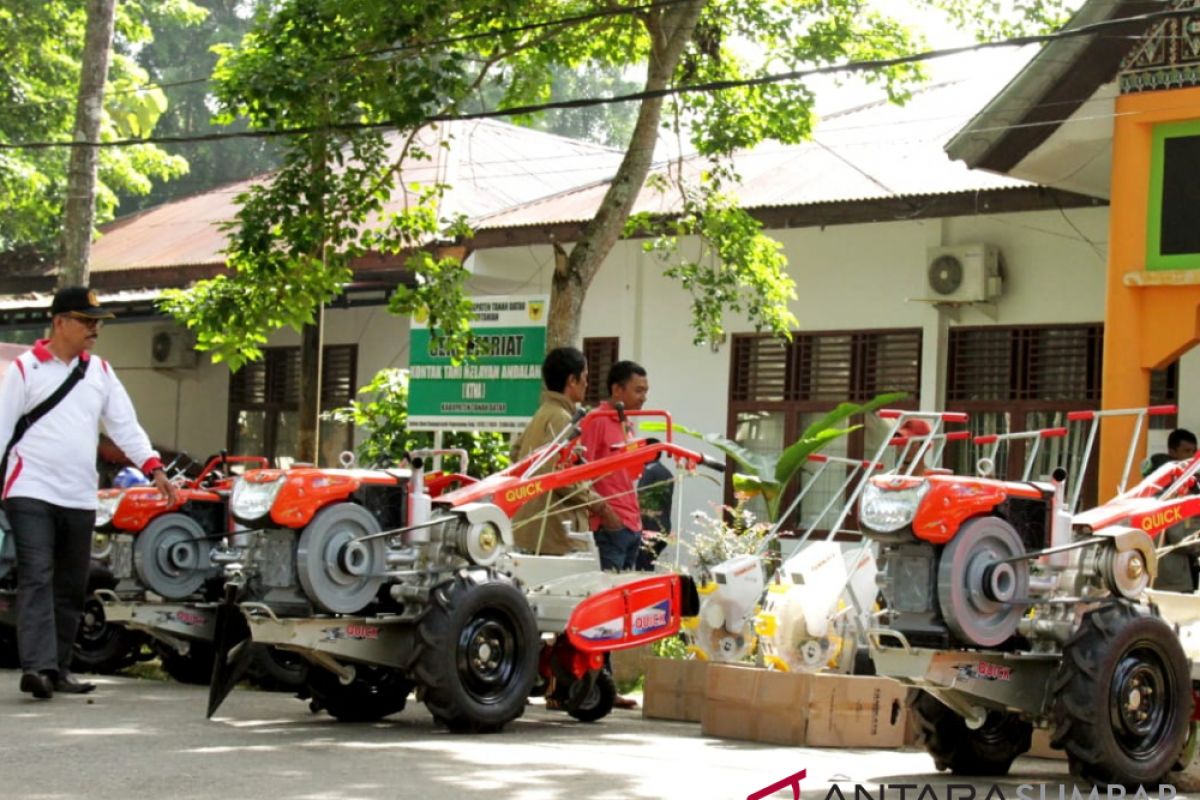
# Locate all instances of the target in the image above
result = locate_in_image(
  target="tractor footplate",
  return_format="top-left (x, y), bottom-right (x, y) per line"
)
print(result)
top-left (869, 639), bottom-right (1059, 716)
top-left (100, 599), bottom-right (217, 646)
top-left (241, 610), bottom-right (418, 672)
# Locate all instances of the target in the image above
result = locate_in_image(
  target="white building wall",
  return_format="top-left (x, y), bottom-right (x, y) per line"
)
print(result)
top-left (92, 304), bottom-right (411, 460)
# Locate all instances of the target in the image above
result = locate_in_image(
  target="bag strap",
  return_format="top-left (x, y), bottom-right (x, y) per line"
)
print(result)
top-left (0, 356), bottom-right (91, 478)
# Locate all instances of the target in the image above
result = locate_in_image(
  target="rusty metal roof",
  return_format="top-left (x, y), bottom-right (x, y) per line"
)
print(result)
top-left (475, 52), bottom-right (1043, 232)
top-left (89, 119), bottom-right (624, 273)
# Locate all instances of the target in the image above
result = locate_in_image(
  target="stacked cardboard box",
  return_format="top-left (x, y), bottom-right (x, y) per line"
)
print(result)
top-left (642, 657), bottom-right (709, 722)
top-left (700, 663), bottom-right (909, 748)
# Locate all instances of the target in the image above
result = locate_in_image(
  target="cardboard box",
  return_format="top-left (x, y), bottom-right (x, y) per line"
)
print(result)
top-left (804, 673), bottom-right (908, 748)
top-left (642, 657), bottom-right (709, 722)
top-left (611, 643), bottom-right (655, 686)
top-left (701, 664), bottom-right (909, 748)
top-left (1026, 728), bottom-right (1066, 760)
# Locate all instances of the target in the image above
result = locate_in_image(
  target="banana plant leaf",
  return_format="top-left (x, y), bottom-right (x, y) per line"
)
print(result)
top-left (775, 392), bottom-right (907, 486)
top-left (731, 472), bottom-right (780, 501)
top-left (640, 420), bottom-right (773, 477)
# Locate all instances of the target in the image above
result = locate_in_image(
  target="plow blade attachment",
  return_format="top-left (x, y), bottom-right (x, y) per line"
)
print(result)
top-left (206, 590), bottom-right (254, 718)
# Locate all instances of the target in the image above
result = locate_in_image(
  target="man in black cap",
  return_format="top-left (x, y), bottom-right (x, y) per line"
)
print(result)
top-left (0, 286), bottom-right (177, 699)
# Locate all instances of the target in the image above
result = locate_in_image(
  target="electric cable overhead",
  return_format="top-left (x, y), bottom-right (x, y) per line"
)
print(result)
top-left (0, 2), bottom-right (1188, 152)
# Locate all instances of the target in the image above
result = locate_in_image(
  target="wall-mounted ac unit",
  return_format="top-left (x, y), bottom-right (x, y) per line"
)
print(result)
top-left (925, 243), bottom-right (1003, 303)
top-left (150, 328), bottom-right (197, 369)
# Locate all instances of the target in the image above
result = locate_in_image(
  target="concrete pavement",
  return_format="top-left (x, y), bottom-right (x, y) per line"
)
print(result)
top-left (0, 670), bottom-right (1186, 800)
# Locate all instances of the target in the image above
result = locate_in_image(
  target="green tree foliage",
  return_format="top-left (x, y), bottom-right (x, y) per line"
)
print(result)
top-left (473, 62), bottom-right (640, 148)
top-left (166, 0), bottom-right (933, 368)
top-left (121, 0), bottom-right (281, 212)
top-left (326, 368), bottom-right (510, 479)
top-left (929, 0), bottom-right (1078, 42)
top-left (0, 0), bottom-right (202, 254)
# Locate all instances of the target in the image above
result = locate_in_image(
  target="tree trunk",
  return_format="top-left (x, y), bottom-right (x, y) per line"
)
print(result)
top-left (58, 0), bottom-right (116, 289)
top-left (297, 320), bottom-right (322, 464)
top-left (546, 0), bottom-right (705, 349)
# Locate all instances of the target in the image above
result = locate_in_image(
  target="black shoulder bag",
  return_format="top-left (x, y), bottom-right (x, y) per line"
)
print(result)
top-left (0, 357), bottom-right (91, 531)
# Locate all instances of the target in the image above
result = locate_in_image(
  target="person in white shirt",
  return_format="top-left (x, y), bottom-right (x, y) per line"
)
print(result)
top-left (0, 287), bottom-right (178, 699)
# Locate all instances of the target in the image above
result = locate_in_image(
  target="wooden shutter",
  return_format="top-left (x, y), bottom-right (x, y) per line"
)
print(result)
top-left (228, 360), bottom-right (268, 406)
top-left (320, 345), bottom-right (358, 407)
top-left (857, 330), bottom-right (922, 401)
top-left (731, 334), bottom-right (788, 403)
top-left (796, 334), bottom-right (853, 402)
top-left (948, 324), bottom-right (1102, 403)
top-left (947, 328), bottom-right (1013, 402)
top-left (582, 337), bottom-right (619, 405)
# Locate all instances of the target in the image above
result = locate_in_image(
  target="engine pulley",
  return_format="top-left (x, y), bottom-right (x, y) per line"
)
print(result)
top-left (134, 513), bottom-right (214, 599)
top-left (937, 516), bottom-right (1029, 648)
top-left (296, 503), bottom-right (386, 614)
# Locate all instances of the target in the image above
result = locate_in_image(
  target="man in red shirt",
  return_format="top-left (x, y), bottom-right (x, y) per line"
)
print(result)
top-left (580, 360), bottom-right (649, 571)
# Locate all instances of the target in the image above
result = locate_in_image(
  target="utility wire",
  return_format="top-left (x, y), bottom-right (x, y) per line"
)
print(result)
top-left (0, 3), bottom-right (1187, 152)
top-left (4, 0), bottom-right (693, 113)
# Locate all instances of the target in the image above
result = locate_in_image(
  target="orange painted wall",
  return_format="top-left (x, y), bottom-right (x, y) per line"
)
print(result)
top-left (1099, 87), bottom-right (1200, 498)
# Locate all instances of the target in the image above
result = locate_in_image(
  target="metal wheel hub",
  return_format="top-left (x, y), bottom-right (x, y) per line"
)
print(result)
top-left (458, 615), bottom-right (516, 703)
top-left (1113, 655), bottom-right (1166, 743)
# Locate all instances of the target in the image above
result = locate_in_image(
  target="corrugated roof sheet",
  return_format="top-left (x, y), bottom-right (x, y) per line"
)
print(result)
top-left (89, 119), bottom-right (624, 272)
top-left (475, 50), bottom-right (1041, 231)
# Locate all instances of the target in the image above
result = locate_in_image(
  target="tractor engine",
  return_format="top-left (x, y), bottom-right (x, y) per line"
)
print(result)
top-left (860, 470), bottom-right (1159, 651)
top-left (859, 474), bottom-right (1056, 650)
top-left (227, 467), bottom-right (508, 617)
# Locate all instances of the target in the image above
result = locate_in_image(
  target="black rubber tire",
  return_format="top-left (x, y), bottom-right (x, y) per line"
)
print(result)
top-left (413, 569), bottom-right (539, 733)
top-left (306, 664), bottom-right (412, 722)
top-left (911, 690), bottom-right (1032, 776)
top-left (246, 645), bottom-right (309, 692)
top-left (158, 640), bottom-right (216, 685)
top-left (71, 592), bottom-right (144, 674)
top-left (1052, 602), bottom-right (1192, 788)
top-left (564, 669), bottom-right (616, 723)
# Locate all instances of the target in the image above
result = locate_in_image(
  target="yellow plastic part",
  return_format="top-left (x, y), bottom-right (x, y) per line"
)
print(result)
top-left (763, 655), bottom-right (790, 672)
top-left (685, 645), bottom-right (710, 661)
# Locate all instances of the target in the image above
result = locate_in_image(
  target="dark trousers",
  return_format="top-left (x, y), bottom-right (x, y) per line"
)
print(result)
top-left (635, 533), bottom-right (669, 572)
top-left (595, 527), bottom-right (640, 572)
top-left (5, 498), bottom-right (94, 674)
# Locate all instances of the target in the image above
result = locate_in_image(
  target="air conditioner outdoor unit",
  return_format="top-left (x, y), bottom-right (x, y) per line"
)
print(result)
top-left (150, 328), bottom-right (197, 369)
top-left (925, 243), bottom-right (1003, 303)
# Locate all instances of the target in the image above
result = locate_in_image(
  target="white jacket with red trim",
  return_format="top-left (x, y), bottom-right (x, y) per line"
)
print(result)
top-left (0, 340), bottom-right (162, 510)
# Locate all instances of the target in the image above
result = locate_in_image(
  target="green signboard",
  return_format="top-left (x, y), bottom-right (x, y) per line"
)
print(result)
top-left (408, 294), bottom-right (548, 432)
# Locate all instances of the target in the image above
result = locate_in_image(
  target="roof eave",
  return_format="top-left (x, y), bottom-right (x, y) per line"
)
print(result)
top-left (945, 0), bottom-right (1158, 173)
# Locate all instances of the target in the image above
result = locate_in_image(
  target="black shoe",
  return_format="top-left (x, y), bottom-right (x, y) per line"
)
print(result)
top-left (19, 672), bottom-right (53, 700)
top-left (53, 672), bottom-right (95, 695)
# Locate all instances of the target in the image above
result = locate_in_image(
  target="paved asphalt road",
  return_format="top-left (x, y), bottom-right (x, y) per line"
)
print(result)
top-left (0, 671), bottom-right (1188, 800)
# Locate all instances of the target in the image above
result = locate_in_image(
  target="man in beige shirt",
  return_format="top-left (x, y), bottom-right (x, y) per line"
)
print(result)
top-left (511, 347), bottom-right (620, 554)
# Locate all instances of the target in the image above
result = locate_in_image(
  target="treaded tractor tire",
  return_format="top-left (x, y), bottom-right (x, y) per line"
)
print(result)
top-left (158, 640), bottom-right (216, 685)
top-left (564, 669), bottom-right (616, 723)
top-left (246, 645), bottom-right (309, 693)
top-left (1051, 602), bottom-right (1191, 788)
top-left (912, 690), bottom-right (1032, 776)
top-left (306, 665), bottom-right (412, 722)
top-left (72, 567), bottom-right (144, 674)
top-left (414, 569), bottom-right (539, 733)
